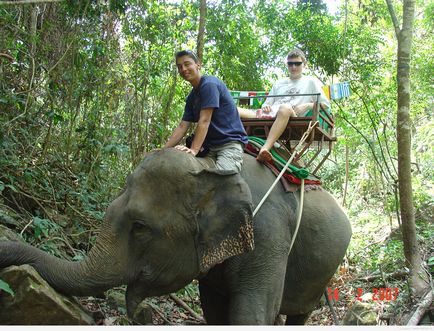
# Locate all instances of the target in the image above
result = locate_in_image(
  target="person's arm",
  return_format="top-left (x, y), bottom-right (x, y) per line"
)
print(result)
top-left (170, 108), bottom-right (213, 156)
top-left (293, 103), bottom-right (313, 115)
top-left (294, 77), bottom-right (330, 115)
top-left (189, 108), bottom-right (213, 155)
top-left (261, 83), bottom-right (277, 109)
top-left (164, 120), bottom-right (191, 148)
top-left (293, 102), bottom-right (328, 115)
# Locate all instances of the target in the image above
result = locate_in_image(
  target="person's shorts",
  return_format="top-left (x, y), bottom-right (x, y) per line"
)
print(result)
top-left (207, 141), bottom-right (244, 173)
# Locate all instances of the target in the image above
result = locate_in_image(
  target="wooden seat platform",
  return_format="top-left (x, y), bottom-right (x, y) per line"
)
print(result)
top-left (241, 106), bottom-right (337, 175)
top-left (242, 116), bottom-right (336, 141)
top-left (233, 84), bottom-right (351, 174)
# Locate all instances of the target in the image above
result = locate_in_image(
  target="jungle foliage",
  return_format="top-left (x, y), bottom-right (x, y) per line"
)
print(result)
top-left (0, 0), bottom-right (432, 325)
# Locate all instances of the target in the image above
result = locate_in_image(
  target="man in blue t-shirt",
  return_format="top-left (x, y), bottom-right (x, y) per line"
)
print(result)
top-left (164, 50), bottom-right (248, 173)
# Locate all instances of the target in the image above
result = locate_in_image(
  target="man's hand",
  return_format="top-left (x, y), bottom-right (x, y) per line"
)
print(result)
top-left (261, 105), bottom-right (272, 114)
top-left (174, 145), bottom-right (198, 156)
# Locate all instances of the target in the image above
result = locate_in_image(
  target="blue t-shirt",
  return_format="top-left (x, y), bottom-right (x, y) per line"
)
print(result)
top-left (182, 76), bottom-right (248, 147)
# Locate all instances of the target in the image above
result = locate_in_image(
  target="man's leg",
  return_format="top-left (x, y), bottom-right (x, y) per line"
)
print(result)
top-left (210, 142), bottom-right (244, 173)
top-left (257, 105), bottom-right (295, 162)
top-left (195, 155), bottom-right (217, 169)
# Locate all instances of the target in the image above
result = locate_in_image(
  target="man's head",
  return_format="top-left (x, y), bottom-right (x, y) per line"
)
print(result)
top-left (175, 50), bottom-right (202, 87)
top-left (175, 50), bottom-right (200, 64)
top-left (286, 49), bottom-right (306, 79)
top-left (286, 49), bottom-right (306, 64)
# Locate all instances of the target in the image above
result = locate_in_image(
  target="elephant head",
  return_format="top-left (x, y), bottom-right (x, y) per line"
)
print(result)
top-left (0, 149), bottom-right (254, 316)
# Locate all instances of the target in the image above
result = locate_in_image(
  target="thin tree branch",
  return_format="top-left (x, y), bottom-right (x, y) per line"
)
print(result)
top-left (147, 302), bottom-right (173, 325)
top-left (12, 39), bottom-right (74, 97)
top-left (353, 269), bottom-right (409, 282)
top-left (385, 0), bottom-right (401, 37)
top-left (334, 102), bottom-right (390, 182)
top-left (406, 290), bottom-right (433, 325)
top-left (342, 143), bottom-right (349, 206)
top-left (352, 88), bottom-right (397, 181)
top-left (0, 53), bottom-right (14, 62)
top-left (169, 293), bottom-right (204, 322)
top-left (324, 290), bottom-right (340, 325)
top-left (382, 122), bottom-right (398, 176)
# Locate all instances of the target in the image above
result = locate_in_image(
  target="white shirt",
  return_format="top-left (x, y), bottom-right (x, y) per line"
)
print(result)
top-left (262, 76), bottom-right (330, 117)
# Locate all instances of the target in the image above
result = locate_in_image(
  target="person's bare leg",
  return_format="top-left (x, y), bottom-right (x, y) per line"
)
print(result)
top-left (237, 107), bottom-right (256, 119)
top-left (257, 105), bottom-right (296, 162)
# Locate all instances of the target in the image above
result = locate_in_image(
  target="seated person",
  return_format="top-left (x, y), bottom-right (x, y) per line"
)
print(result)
top-left (238, 49), bottom-right (330, 163)
top-left (165, 50), bottom-right (248, 173)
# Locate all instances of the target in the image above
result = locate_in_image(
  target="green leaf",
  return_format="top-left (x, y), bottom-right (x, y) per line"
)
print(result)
top-left (0, 278), bottom-right (15, 297)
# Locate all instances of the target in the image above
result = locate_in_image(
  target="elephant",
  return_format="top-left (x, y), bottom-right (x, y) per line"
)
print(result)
top-left (0, 148), bottom-right (351, 325)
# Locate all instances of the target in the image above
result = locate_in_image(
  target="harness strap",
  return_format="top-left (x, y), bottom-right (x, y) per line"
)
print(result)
top-left (252, 122), bottom-right (317, 257)
top-left (288, 178), bottom-right (305, 254)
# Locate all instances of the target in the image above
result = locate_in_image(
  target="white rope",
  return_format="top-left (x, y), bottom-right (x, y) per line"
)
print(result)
top-left (252, 121), bottom-right (318, 217)
top-left (288, 178), bottom-right (304, 253)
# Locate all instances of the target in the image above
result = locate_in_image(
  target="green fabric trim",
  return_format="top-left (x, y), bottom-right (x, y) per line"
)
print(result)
top-left (248, 136), bottom-right (310, 179)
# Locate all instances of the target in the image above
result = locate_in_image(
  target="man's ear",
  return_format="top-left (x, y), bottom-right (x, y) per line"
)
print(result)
top-left (192, 172), bottom-right (254, 274)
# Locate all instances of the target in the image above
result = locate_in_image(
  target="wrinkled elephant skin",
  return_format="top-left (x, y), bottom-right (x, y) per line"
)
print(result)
top-left (0, 149), bottom-right (351, 324)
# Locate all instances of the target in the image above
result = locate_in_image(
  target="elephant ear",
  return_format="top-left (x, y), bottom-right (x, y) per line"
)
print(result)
top-left (192, 170), bottom-right (254, 273)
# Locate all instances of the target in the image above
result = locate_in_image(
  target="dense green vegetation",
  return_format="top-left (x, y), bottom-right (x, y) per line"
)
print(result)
top-left (0, 0), bottom-right (432, 325)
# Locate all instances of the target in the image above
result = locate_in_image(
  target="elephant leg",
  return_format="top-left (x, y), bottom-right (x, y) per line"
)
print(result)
top-left (228, 289), bottom-right (282, 324)
top-left (285, 312), bottom-right (311, 325)
top-left (199, 280), bottom-right (229, 324)
top-left (224, 248), bottom-right (289, 324)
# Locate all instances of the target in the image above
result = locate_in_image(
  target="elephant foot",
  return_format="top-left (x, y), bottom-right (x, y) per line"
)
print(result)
top-left (274, 314), bottom-right (286, 325)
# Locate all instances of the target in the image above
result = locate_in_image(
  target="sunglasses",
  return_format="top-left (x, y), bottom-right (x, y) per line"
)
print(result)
top-left (287, 61), bottom-right (303, 66)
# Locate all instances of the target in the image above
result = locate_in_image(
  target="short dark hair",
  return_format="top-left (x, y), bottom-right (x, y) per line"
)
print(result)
top-left (287, 49), bottom-right (306, 63)
top-left (175, 50), bottom-right (199, 63)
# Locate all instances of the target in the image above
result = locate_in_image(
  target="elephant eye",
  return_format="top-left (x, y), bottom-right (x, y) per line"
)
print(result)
top-left (132, 220), bottom-right (147, 231)
top-left (130, 220), bottom-right (154, 244)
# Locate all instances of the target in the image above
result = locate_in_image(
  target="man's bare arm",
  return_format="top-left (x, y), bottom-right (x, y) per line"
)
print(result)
top-left (165, 120), bottom-right (191, 148)
top-left (189, 108), bottom-right (213, 155)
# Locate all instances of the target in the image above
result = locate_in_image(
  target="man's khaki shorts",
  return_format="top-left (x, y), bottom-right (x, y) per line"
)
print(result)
top-left (206, 141), bottom-right (244, 173)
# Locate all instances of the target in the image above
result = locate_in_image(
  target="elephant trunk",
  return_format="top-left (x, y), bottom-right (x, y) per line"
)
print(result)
top-left (0, 223), bottom-right (130, 296)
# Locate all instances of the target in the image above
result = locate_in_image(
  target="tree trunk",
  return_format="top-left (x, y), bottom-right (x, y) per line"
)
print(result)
top-left (196, 0), bottom-right (207, 63)
top-left (385, 0), bottom-right (428, 296)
